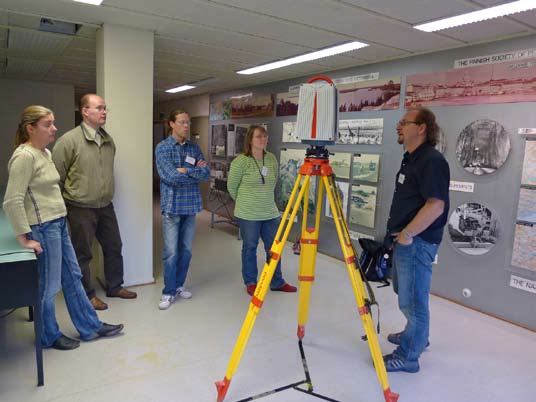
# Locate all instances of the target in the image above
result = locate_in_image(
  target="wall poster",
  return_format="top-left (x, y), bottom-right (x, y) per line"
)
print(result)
top-left (455, 119), bottom-right (510, 176)
top-left (325, 181), bottom-right (349, 219)
top-left (211, 124), bottom-right (228, 157)
top-left (406, 58), bottom-right (536, 107)
top-left (338, 77), bottom-right (400, 112)
top-left (337, 118), bottom-right (383, 145)
top-left (448, 202), bottom-right (500, 256)
top-left (209, 100), bottom-right (231, 121)
top-left (276, 92), bottom-right (299, 116)
top-left (349, 184), bottom-right (377, 228)
top-left (282, 121), bottom-right (299, 143)
top-left (352, 153), bottom-right (380, 183)
top-left (277, 148), bottom-right (315, 213)
top-left (231, 94), bottom-right (274, 119)
top-left (330, 152), bottom-right (352, 180)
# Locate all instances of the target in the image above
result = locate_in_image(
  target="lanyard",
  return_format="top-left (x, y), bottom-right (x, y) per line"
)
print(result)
top-left (252, 154), bottom-right (265, 185)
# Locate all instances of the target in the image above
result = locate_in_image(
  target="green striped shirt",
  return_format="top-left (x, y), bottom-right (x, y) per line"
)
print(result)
top-left (227, 152), bottom-right (280, 221)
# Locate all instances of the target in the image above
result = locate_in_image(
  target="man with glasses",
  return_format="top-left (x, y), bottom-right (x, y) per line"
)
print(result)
top-left (52, 94), bottom-right (137, 311)
top-left (383, 107), bottom-right (450, 373)
top-left (155, 109), bottom-right (209, 310)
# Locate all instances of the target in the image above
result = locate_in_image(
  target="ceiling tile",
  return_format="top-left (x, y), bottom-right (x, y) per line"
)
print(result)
top-left (6, 56), bottom-right (52, 76)
top-left (8, 27), bottom-right (73, 56)
top-left (338, 0), bottom-right (477, 24)
top-left (157, 22), bottom-right (312, 58)
top-left (0, 27), bottom-right (7, 48)
top-left (441, 17), bottom-right (532, 42)
top-left (7, 12), bottom-right (41, 29)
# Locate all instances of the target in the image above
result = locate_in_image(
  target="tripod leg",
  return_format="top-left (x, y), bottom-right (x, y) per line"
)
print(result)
top-left (323, 176), bottom-right (399, 402)
top-left (216, 175), bottom-right (310, 402)
top-left (296, 175), bottom-right (323, 339)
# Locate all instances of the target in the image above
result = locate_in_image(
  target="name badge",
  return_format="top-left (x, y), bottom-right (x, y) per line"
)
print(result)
top-left (398, 173), bottom-right (405, 184)
top-left (185, 155), bottom-right (196, 165)
top-left (261, 166), bottom-right (268, 176)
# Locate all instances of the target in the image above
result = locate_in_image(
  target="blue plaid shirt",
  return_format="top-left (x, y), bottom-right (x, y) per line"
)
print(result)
top-left (155, 136), bottom-right (209, 215)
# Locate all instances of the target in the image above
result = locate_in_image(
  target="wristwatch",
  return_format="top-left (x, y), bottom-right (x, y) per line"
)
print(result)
top-left (401, 228), bottom-right (413, 240)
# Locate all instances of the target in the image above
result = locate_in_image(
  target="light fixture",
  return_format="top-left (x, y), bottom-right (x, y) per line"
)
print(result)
top-left (165, 85), bottom-right (195, 94)
top-left (414, 0), bottom-right (536, 32)
top-left (237, 41), bottom-right (368, 75)
top-left (73, 0), bottom-right (103, 5)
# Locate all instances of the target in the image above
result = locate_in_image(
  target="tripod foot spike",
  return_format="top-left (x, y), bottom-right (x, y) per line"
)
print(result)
top-left (297, 325), bottom-right (305, 339)
top-left (384, 387), bottom-right (400, 402)
top-left (215, 377), bottom-right (231, 402)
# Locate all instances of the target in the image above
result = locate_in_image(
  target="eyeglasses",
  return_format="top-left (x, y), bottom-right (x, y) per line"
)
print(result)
top-left (398, 120), bottom-right (421, 126)
top-left (175, 120), bottom-right (191, 125)
top-left (85, 106), bottom-right (108, 113)
top-left (253, 134), bottom-right (268, 139)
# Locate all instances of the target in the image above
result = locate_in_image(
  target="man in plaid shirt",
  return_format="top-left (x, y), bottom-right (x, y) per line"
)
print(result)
top-left (155, 109), bottom-right (209, 310)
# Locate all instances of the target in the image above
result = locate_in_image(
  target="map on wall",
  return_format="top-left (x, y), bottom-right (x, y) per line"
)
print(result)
top-left (521, 139), bottom-right (536, 186)
top-left (448, 202), bottom-right (500, 256)
top-left (338, 77), bottom-right (400, 112)
top-left (405, 57), bottom-right (536, 107)
top-left (516, 187), bottom-right (536, 223)
top-left (455, 119), bottom-right (510, 176)
top-left (352, 153), bottom-right (380, 183)
top-left (511, 138), bottom-right (536, 271)
top-left (337, 118), bottom-right (383, 145)
top-left (511, 223), bottom-right (536, 271)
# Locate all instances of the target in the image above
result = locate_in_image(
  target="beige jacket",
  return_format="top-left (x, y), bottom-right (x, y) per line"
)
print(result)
top-left (52, 123), bottom-right (116, 208)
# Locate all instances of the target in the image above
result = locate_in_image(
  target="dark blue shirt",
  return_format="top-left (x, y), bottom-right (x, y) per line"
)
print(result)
top-left (155, 136), bottom-right (209, 215)
top-left (386, 142), bottom-right (450, 244)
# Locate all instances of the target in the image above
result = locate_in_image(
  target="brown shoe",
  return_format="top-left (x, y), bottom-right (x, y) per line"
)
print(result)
top-left (107, 288), bottom-right (137, 299)
top-left (90, 296), bottom-right (108, 310)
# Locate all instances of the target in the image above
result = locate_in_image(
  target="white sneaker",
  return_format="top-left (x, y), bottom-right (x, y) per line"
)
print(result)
top-left (176, 286), bottom-right (192, 299)
top-left (158, 294), bottom-right (176, 310)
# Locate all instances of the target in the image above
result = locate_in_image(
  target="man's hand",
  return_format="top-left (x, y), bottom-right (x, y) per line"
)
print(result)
top-left (17, 235), bottom-right (43, 254)
top-left (197, 160), bottom-right (207, 168)
top-left (176, 167), bottom-right (187, 174)
top-left (394, 231), bottom-right (413, 246)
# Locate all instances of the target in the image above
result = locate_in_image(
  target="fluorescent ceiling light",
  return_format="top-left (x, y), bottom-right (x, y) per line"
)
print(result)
top-left (414, 0), bottom-right (536, 32)
top-left (165, 85), bottom-right (195, 93)
top-left (73, 0), bottom-right (103, 5)
top-left (237, 41), bottom-right (368, 75)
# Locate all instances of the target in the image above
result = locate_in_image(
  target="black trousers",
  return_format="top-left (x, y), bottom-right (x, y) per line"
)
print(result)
top-left (66, 203), bottom-right (124, 298)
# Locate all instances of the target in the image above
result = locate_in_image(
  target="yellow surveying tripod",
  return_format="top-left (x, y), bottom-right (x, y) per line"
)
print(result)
top-left (215, 143), bottom-right (399, 402)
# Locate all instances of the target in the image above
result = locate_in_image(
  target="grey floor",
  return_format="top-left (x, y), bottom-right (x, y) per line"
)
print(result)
top-left (1, 209), bottom-right (535, 402)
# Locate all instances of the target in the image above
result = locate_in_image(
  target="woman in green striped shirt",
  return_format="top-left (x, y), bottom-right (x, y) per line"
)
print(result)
top-left (227, 125), bottom-right (297, 296)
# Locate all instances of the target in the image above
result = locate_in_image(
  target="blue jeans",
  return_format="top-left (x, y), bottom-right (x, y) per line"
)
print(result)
top-left (162, 213), bottom-right (196, 295)
top-left (237, 217), bottom-right (285, 289)
top-left (29, 217), bottom-right (102, 347)
top-left (392, 236), bottom-right (438, 362)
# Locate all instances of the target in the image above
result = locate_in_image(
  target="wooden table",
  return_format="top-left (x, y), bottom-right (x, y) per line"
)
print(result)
top-left (0, 207), bottom-right (43, 386)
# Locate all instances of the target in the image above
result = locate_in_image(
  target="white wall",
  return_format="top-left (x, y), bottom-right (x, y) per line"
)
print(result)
top-left (154, 94), bottom-right (209, 119)
top-left (0, 78), bottom-right (75, 186)
top-left (97, 24), bottom-right (154, 286)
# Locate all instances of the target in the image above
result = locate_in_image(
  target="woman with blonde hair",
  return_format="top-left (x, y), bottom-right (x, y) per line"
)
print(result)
top-left (227, 125), bottom-right (296, 296)
top-left (2, 105), bottom-right (124, 350)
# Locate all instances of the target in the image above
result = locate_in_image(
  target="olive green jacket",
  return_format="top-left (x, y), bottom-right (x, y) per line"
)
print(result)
top-left (52, 123), bottom-right (116, 208)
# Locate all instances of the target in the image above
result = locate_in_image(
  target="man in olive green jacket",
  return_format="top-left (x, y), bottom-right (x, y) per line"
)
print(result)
top-left (52, 94), bottom-right (136, 310)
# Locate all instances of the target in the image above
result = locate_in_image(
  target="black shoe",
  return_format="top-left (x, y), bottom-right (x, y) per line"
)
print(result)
top-left (97, 323), bottom-right (124, 337)
top-left (52, 334), bottom-right (80, 350)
